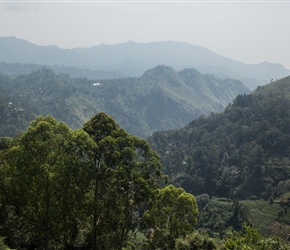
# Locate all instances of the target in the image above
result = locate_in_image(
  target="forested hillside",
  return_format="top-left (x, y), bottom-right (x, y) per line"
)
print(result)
top-left (1, 113), bottom-right (289, 250)
top-left (0, 73), bottom-right (36, 137)
top-left (148, 75), bottom-right (290, 200)
top-left (0, 66), bottom-right (249, 138)
top-left (1, 70), bottom-right (290, 248)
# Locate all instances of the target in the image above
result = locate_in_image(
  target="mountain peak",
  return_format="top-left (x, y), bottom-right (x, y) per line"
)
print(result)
top-left (141, 65), bottom-right (184, 87)
top-left (142, 65), bottom-right (175, 76)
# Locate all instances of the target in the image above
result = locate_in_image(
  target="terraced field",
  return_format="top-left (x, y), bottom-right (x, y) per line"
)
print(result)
top-left (241, 197), bottom-right (290, 239)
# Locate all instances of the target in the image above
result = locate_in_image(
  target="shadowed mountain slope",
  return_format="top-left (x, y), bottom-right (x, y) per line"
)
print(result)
top-left (0, 66), bottom-right (249, 138)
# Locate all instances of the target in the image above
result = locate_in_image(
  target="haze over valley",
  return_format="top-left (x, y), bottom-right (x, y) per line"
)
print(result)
top-left (1, 2), bottom-right (290, 249)
top-left (1, 37), bottom-right (289, 90)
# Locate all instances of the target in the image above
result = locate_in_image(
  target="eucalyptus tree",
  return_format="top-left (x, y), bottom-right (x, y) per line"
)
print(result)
top-left (141, 185), bottom-right (198, 250)
top-left (83, 112), bottom-right (164, 250)
top-left (2, 116), bottom-right (95, 249)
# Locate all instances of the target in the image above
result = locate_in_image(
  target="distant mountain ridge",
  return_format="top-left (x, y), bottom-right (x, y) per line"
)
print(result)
top-left (0, 62), bottom-right (122, 79)
top-left (0, 66), bottom-right (249, 138)
top-left (0, 36), bottom-right (289, 89)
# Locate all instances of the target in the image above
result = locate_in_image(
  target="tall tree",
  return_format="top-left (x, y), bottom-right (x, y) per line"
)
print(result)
top-left (141, 184), bottom-right (198, 250)
top-left (83, 112), bottom-right (163, 250)
top-left (2, 116), bottom-right (95, 249)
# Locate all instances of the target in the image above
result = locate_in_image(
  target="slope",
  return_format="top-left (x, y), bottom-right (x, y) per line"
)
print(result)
top-left (148, 75), bottom-right (290, 199)
top-left (0, 66), bottom-right (249, 138)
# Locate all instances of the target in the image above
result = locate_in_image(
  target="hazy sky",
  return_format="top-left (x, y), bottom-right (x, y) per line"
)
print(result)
top-left (1, 1), bottom-right (290, 69)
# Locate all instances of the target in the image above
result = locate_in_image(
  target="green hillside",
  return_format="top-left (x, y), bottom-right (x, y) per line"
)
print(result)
top-left (147, 75), bottom-right (290, 239)
top-left (0, 66), bottom-right (249, 138)
top-left (148, 75), bottom-right (290, 200)
top-left (1, 70), bottom-right (290, 247)
top-left (253, 75), bottom-right (290, 99)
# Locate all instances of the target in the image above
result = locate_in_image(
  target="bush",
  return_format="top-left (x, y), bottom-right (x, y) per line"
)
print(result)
top-left (224, 224), bottom-right (290, 250)
top-left (175, 233), bottom-right (219, 250)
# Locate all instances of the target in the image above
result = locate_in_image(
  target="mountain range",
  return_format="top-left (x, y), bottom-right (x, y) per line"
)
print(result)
top-left (1, 36), bottom-right (289, 89)
top-left (2, 36), bottom-right (290, 243)
top-left (0, 65), bottom-right (249, 138)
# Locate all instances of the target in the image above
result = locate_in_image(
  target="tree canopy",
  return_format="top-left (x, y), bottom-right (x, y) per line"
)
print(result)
top-left (83, 112), bottom-right (164, 250)
top-left (148, 77), bottom-right (290, 200)
top-left (0, 113), bottom-right (199, 250)
top-left (1, 115), bottom-right (95, 249)
top-left (141, 185), bottom-right (198, 250)
top-left (224, 224), bottom-right (290, 250)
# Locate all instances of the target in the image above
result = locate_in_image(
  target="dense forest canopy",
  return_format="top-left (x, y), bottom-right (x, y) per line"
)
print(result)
top-left (1, 111), bottom-right (289, 249)
top-left (0, 113), bottom-right (201, 249)
top-left (148, 75), bottom-right (290, 200)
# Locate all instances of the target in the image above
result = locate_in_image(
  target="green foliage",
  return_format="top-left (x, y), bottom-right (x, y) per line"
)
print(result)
top-left (224, 224), bottom-right (290, 250)
top-left (1, 116), bottom-right (95, 249)
top-left (175, 233), bottom-right (219, 250)
top-left (0, 137), bottom-right (11, 151)
top-left (0, 113), bottom-right (169, 249)
top-left (2, 67), bottom-right (290, 248)
top-left (141, 185), bottom-right (198, 250)
top-left (197, 198), bottom-right (246, 238)
top-left (148, 76), bottom-right (290, 200)
top-left (146, 76), bottom-right (290, 240)
top-left (0, 236), bottom-right (11, 250)
top-left (83, 112), bottom-right (164, 250)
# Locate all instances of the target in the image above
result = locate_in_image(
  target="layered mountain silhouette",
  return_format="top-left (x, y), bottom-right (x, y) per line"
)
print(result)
top-left (1, 37), bottom-right (289, 89)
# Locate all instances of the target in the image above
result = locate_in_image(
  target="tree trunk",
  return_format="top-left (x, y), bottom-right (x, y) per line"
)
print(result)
top-left (93, 176), bottom-right (98, 250)
top-left (93, 158), bottom-right (100, 250)
top-left (45, 227), bottom-right (50, 250)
